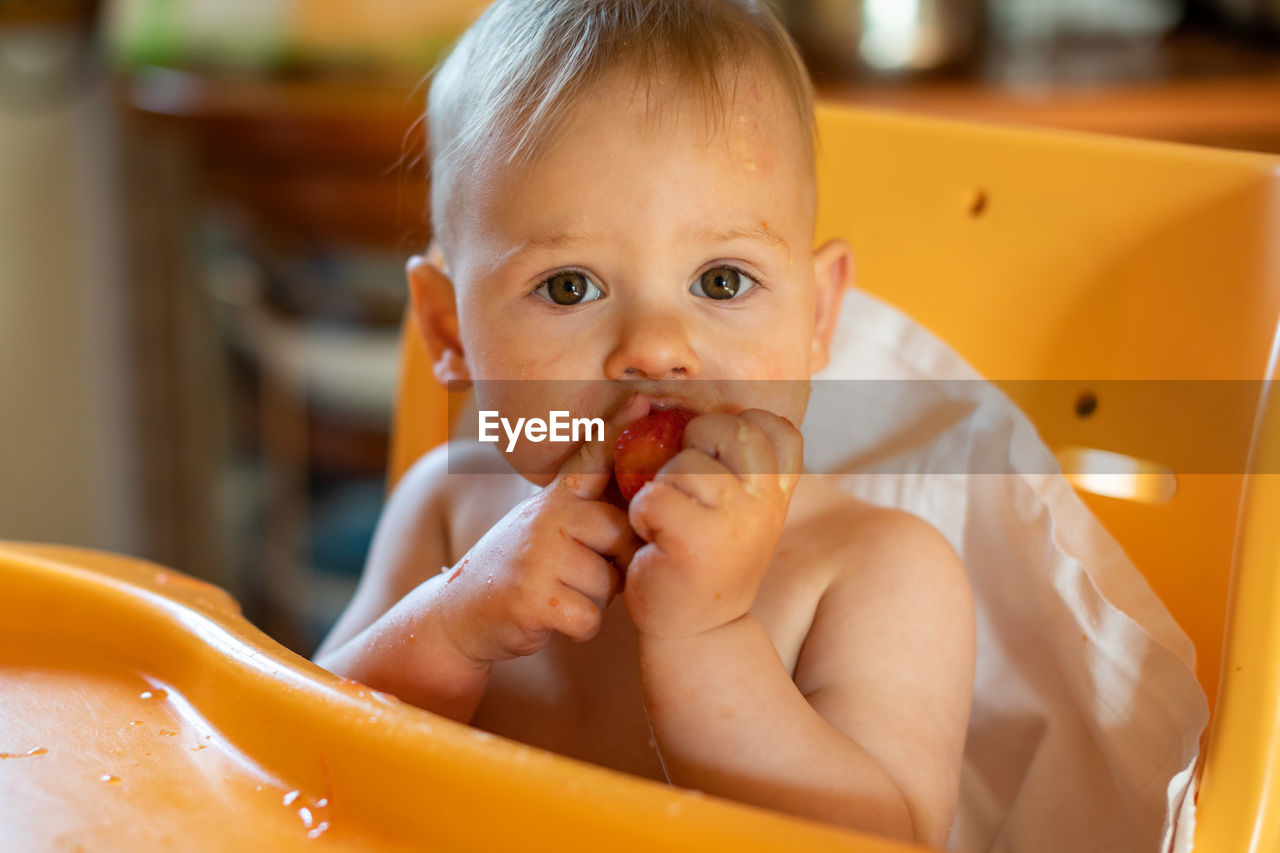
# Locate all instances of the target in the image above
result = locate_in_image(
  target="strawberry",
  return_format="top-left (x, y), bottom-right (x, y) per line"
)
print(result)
top-left (613, 408), bottom-right (696, 503)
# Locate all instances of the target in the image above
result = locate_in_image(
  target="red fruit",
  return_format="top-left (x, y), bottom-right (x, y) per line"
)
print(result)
top-left (613, 408), bottom-right (695, 502)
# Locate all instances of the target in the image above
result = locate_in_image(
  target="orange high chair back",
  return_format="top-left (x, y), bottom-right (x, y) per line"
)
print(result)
top-left (390, 103), bottom-right (1280, 851)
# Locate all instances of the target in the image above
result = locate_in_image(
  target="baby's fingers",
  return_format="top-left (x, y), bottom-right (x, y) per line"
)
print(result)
top-left (738, 409), bottom-right (804, 493)
top-left (553, 393), bottom-right (648, 499)
top-left (628, 478), bottom-right (701, 554)
top-left (546, 586), bottom-right (607, 643)
top-left (653, 447), bottom-right (735, 508)
top-left (555, 543), bottom-right (622, 613)
top-left (562, 499), bottom-right (642, 573)
top-left (682, 412), bottom-right (776, 492)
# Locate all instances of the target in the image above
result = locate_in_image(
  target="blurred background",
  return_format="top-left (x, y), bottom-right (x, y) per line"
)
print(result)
top-left (1, 0), bottom-right (1277, 657)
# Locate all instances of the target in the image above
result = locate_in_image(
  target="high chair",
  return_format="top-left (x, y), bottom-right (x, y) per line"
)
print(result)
top-left (2, 103), bottom-right (1277, 851)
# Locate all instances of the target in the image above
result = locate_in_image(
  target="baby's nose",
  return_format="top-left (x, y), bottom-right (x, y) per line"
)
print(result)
top-left (603, 306), bottom-right (700, 381)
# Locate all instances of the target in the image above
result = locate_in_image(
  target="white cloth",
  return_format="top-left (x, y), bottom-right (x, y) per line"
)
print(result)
top-left (804, 288), bottom-right (1208, 852)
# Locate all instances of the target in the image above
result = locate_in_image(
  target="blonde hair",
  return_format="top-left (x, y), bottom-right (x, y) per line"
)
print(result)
top-left (426, 0), bottom-right (816, 254)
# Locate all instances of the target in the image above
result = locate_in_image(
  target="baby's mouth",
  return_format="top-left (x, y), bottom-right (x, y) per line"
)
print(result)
top-left (646, 394), bottom-right (699, 413)
top-left (616, 389), bottom-right (742, 419)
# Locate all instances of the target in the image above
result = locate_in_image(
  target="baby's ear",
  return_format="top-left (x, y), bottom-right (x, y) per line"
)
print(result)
top-left (810, 238), bottom-right (854, 374)
top-left (406, 251), bottom-right (471, 388)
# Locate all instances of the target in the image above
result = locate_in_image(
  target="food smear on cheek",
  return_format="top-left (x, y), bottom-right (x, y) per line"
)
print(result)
top-left (613, 409), bottom-right (696, 503)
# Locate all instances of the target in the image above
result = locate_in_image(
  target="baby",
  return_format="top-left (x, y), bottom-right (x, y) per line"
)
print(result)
top-left (314, 0), bottom-right (975, 845)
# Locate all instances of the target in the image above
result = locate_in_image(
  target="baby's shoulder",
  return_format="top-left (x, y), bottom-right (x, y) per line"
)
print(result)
top-left (399, 440), bottom-right (534, 563)
top-left (398, 439), bottom-right (526, 494)
top-left (405, 437), bottom-right (512, 476)
top-left (784, 476), bottom-right (966, 596)
top-left (763, 477), bottom-right (972, 698)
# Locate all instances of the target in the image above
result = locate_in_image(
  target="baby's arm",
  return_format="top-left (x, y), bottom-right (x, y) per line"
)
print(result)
top-left (639, 510), bottom-right (974, 846)
top-left (315, 399), bottom-right (644, 725)
top-left (313, 447), bottom-right (492, 723)
top-left (625, 411), bottom-right (974, 846)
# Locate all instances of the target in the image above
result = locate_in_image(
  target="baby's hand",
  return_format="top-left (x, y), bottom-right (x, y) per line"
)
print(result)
top-left (438, 397), bottom-right (647, 667)
top-left (623, 409), bottom-right (803, 639)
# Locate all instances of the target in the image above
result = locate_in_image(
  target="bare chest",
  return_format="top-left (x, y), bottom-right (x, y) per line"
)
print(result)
top-left (467, 536), bottom-right (828, 782)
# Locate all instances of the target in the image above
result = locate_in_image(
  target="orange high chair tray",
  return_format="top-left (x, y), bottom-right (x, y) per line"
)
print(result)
top-left (4, 104), bottom-right (1279, 851)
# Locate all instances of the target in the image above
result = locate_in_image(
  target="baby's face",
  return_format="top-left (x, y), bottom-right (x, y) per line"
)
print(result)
top-left (433, 65), bottom-right (845, 482)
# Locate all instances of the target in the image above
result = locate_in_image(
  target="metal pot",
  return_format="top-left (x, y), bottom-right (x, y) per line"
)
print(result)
top-left (778, 0), bottom-right (987, 77)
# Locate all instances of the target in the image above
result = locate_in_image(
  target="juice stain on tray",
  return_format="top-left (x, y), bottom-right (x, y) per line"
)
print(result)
top-left (0, 747), bottom-right (48, 759)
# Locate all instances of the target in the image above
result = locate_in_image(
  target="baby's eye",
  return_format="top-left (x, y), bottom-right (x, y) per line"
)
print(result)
top-left (691, 265), bottom-right (757, 300)
top-left (534, 271), bottom-right (604, 306)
